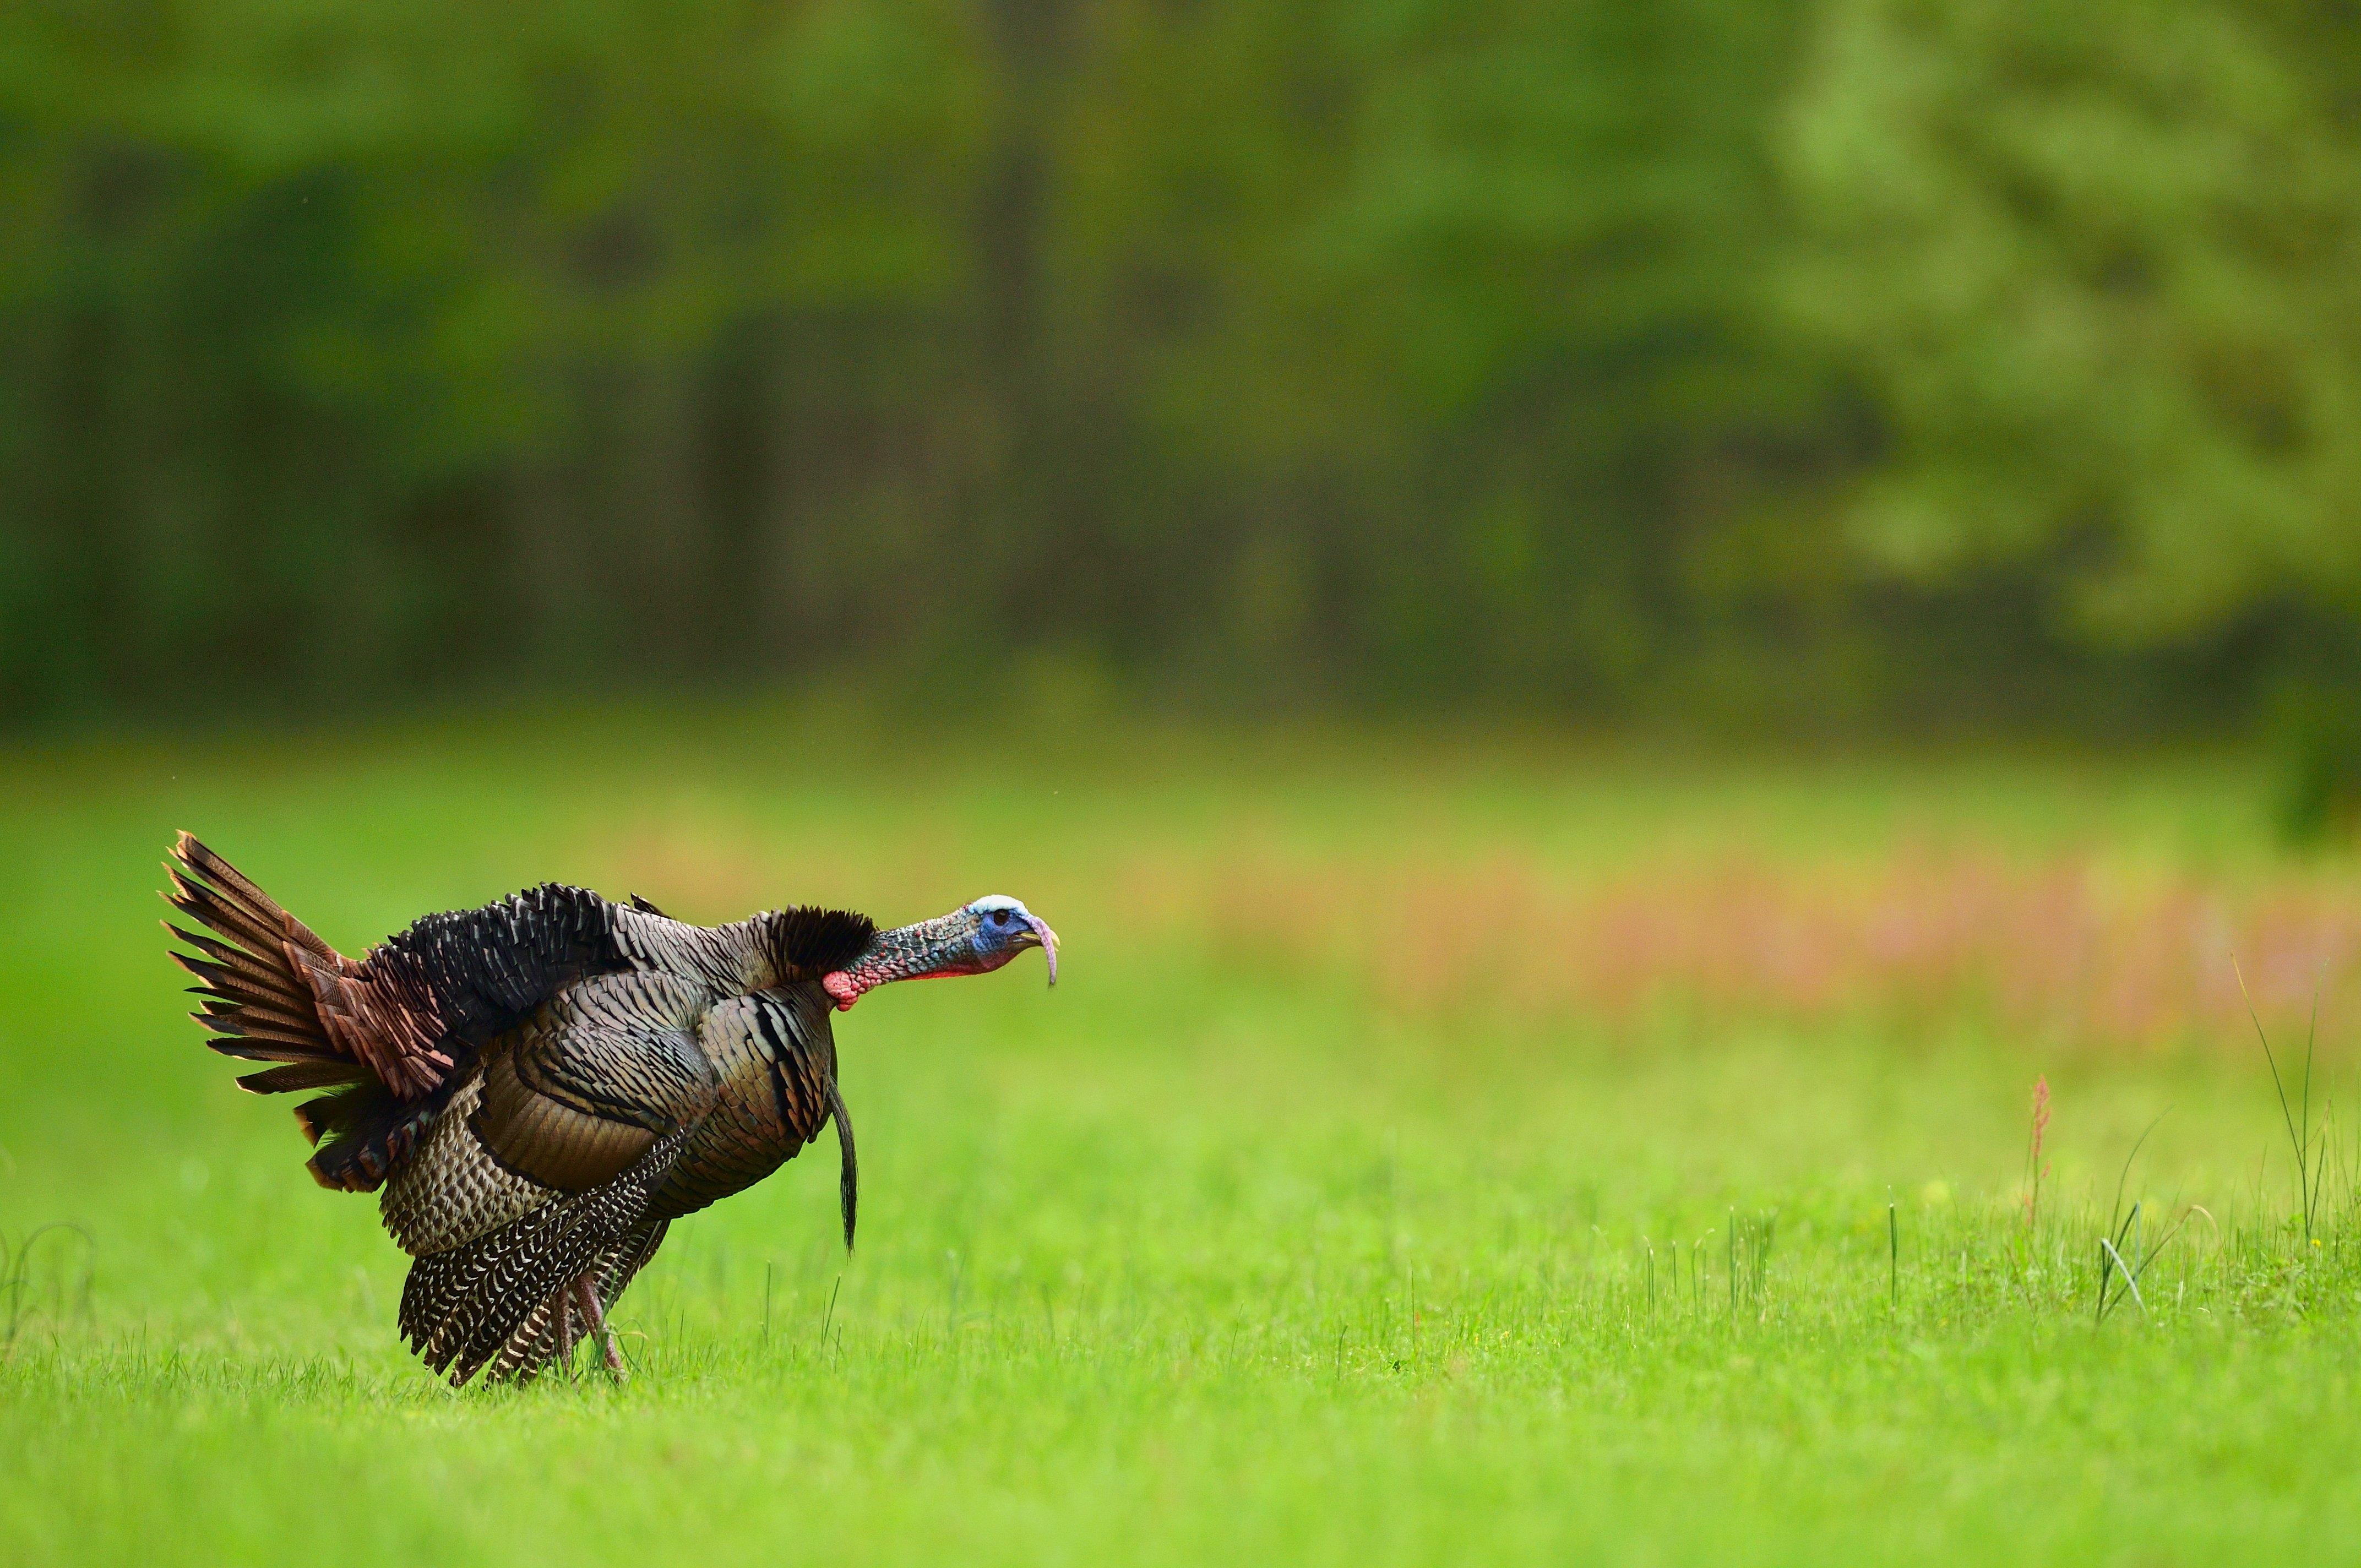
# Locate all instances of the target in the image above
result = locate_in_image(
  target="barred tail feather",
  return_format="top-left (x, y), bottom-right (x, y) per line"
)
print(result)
top-left (488, 1218), bottom-right (671, 1384)
top-left (400, 1134), bottom-right (684, 1387)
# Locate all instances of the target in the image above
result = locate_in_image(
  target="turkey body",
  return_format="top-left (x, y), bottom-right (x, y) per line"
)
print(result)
top-left (383, 972), bottom-right (854, 1382)
top-left (163, 835), bottom-right (880, 1386)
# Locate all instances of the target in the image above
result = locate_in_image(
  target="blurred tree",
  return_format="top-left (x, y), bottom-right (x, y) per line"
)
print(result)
top-left (1782, 0), bottom-right (2361, 649)
top-left (1, 0), bottom-right (2357, 733)
top-left (2272, 678), bottom-right (2361, 842)
top-left (0, 0), bottom-right (990, 715)
top-left (1053, 0), bottom-right (1814, 706)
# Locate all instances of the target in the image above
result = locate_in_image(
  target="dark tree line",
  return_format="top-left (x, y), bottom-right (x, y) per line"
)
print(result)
top-left (4, 0), bottom-right (2358, 730)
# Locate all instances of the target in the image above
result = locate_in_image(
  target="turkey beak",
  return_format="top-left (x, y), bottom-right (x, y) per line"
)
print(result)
top-left (1024, 914), bottom-right (1059, 987)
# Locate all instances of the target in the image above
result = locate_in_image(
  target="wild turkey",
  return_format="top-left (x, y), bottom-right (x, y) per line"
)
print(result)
top-left (161, 833), bottom-right (1056, 1387)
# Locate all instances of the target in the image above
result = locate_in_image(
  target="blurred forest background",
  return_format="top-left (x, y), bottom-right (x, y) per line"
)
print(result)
top-left (6, 0), bottom-right (2360, 740)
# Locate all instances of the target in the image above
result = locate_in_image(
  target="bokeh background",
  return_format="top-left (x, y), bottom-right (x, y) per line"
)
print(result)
top-left (7, 0), bottom-right (2360, 754)
top-left (13, 6), bottom-right (2361, 1562)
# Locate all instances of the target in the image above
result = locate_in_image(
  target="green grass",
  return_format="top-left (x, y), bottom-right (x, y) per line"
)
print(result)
top-left (4, 712), bottom-right (2360, 1565)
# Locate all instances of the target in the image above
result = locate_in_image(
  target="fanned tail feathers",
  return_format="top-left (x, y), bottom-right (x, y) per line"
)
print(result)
top-left (164, 833), bottom-right (351, 1076)
top-left (164, 834), bottom-right (365, 1114)
top-left (163, 833), bottom-right (397, 1188)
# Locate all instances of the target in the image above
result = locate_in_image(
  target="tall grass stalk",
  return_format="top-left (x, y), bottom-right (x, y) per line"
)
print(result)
top-left (2236, 961), bottom-right (2326, 1242)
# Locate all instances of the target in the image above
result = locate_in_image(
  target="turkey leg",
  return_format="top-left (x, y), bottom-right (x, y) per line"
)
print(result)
top-left (573, 1274), bottom-right (627, 1381)
top-left (553, 1289), bottom-right (575, 1380)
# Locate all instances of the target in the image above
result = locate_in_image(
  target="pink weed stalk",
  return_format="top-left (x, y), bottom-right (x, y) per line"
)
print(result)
top-left (2022, 1075), bottom-right (2051, 1230)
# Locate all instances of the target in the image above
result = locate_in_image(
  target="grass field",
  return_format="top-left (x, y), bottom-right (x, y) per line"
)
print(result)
top-left (6, 709), bottom-right (2361, 1565)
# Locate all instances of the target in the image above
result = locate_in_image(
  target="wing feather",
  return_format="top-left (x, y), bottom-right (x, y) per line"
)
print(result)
top-left (469, 972), bottom-right (720, 1195)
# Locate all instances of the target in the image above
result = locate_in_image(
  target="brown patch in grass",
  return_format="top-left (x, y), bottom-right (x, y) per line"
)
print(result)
top-left (587, 818), bottom-right (2361, 1052)
top-left (1190, 848), bottom-right (2361, 1050)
